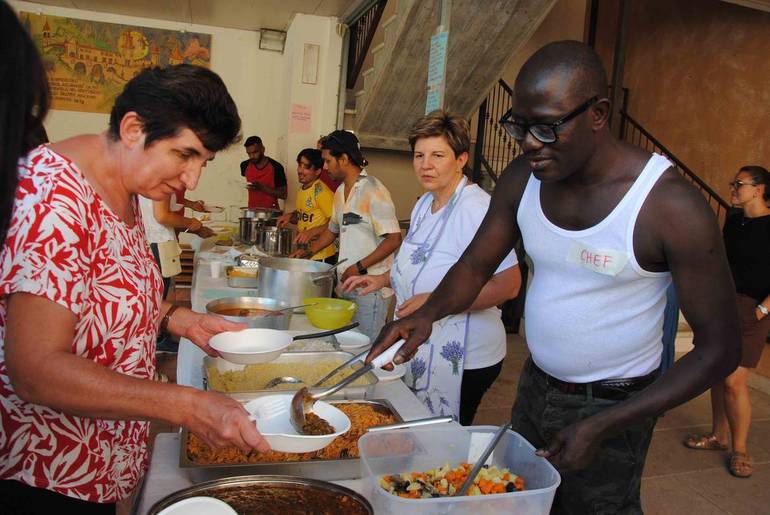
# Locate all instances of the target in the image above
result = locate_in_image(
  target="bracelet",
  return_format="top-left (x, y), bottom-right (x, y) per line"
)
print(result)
top-left (160, 305), bottom-right (181, 335)
top-left (356, 260), bottom-right (368, 275)
top-left (758, 304), bottom-right (769, 316)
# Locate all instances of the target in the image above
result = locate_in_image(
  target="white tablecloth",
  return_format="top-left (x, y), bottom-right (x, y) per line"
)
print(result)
top-left (134, 260), bottom-right (432, 514)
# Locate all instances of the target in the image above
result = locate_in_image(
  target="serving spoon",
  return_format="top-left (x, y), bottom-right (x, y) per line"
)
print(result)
top-left (264, 347), bottom-right (370, 389)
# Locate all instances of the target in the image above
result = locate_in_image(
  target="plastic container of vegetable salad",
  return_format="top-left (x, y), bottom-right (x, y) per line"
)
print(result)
top-left (358, 425), bottom-right (560, 514)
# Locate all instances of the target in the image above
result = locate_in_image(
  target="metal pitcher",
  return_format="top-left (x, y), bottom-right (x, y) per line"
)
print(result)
top-left (238, 217), bottom-right (265, 245)
top-left (259, 227), bottom-right (293, 256)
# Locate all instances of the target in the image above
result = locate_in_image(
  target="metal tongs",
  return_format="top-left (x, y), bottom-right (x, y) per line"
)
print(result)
top-left (289, 340), bottom-right (406, 434)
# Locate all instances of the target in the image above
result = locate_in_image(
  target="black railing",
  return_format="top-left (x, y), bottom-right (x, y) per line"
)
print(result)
top-left (619, 112), bottom-right (730, 224)
top-left (472, 79), bottom-right (522, 184)
top-left (346, 0), bottom-right (388, 89)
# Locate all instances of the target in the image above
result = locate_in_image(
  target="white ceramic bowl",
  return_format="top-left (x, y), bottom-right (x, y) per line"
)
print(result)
top-left (209, 328), bottom-right (292, 365)
top-left (245, 394), bottom-right (351, 453)
top-left (335, 329), bottom-right (371, 351)
top-left (157, 496), bottom-right (237, 515)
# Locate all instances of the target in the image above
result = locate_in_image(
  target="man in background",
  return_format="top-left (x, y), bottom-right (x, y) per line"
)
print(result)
top-left (277, 148), bottom-right (337, 264)
top-left (241, 135), bottom-right (287, 210)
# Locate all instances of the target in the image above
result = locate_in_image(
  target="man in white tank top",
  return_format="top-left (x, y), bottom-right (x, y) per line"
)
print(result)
top-left (367, 41), bottom-right (740, 513)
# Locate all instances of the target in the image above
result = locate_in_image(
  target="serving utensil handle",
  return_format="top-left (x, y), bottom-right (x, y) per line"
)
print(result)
top-left (292, 322), bottom-right (359, 341)
top-left (456, 422), bottom-right (512, 496)
top-left (367, 416), bottom-right (454, 432)
top-left (312, 348), bottom-right (369, 387)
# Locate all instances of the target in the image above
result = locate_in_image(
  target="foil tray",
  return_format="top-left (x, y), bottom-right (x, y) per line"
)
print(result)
top-left (179, 399), bottom-right (402, 482)
top-left (202, 351), bottom-right (378, 402)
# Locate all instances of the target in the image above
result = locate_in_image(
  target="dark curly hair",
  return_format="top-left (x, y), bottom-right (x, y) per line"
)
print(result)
top-left (109, 64), bottom-right (241, 152)
top-left (296, 148), bottom-right (323, 170)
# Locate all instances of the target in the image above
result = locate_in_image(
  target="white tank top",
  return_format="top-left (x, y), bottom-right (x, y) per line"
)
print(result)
top-left (518, 153), bottom-right (673, 382)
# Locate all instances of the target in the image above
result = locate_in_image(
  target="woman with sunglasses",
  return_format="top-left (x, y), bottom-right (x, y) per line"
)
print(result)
top-left (684, 165), bottom-right (770, 478)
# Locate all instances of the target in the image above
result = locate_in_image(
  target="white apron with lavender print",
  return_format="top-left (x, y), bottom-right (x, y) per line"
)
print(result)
top-left (391, 177), bottom-right (470, 420)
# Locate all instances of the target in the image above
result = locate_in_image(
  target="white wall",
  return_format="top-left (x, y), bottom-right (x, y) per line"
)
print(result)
top-left (9, 1), bottom-right (343, 219)
top-left (279, 13), bottom-right (343, 213)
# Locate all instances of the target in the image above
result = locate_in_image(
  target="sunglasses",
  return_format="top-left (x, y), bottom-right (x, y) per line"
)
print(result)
top-left (728, 180), bottom-right (757, 190)
top-left (499, 96), bottom-right (599, 144)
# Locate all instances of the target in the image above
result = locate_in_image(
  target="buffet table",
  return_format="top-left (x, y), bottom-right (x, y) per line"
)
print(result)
top-left (133, 253), bottom-right (432, 514)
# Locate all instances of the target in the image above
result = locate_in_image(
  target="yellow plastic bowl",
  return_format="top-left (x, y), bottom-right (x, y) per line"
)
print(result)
top-left (303, 297), bottom-right (358, 329)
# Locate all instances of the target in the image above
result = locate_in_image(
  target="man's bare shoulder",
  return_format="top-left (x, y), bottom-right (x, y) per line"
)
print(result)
top-left (493, 155), bottom-right (532, 201)
top-left (642, 165), bottom-right (721, 238)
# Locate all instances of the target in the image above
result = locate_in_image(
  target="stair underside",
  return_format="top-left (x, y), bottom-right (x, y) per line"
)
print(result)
top-left (355, 0), bottom-right (558, 150)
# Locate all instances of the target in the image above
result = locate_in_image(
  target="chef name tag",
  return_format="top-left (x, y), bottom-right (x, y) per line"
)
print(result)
top-left (567, 241), bottom-right (628, 276)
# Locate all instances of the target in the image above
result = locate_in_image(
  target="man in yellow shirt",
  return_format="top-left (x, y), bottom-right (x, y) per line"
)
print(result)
top-left (277, 149), bottom-right (337, 263)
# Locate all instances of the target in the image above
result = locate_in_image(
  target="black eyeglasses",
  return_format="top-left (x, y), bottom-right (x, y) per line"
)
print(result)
top-left (499, 96), bottom-right (599, 144)
top-left (728, 180), bottom-right (757, 189)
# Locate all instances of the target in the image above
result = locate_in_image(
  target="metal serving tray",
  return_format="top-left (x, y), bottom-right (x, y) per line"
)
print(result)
top-left (179, 399), bottom-right (403, 482)
top-left (202, 351), bottom-right (378, 402)
top-left (148, 475), bottom-right (373, 514)
top-left (224, 266), bottom-right (258, 288)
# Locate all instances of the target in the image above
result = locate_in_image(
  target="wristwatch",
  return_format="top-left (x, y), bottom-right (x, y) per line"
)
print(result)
top-left (758, 304), bottom-right (769, 316)
top-left (356, 261), bottom-right (368, 275)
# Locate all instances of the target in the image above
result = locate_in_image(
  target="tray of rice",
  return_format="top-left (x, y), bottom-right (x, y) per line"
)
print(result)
top-left (181, 400), bottom-right (403, 482)
top-left (202, 351), bottom-right (378, 401)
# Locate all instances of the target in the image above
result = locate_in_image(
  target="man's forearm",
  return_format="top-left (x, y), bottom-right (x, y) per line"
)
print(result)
top-left (307, 229), bottom-right (337, 256)
top-left (359, 233), bottom-right (402, 270)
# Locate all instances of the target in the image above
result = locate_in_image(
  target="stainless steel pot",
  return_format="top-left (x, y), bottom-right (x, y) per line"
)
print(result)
top-left (259, 227), bottom-right (293, 256)
top-left (238, 217), bottom-right (266, 244)
top-left (258, 257), bottom-right (333, 309)
top-left (206, 296), bottom-right (292, 330)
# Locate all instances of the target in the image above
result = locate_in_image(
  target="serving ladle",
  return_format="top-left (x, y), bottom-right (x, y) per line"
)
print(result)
top-left (289, 340), bottom-right (405, 434)
top-left (310, 258), bottom-right (348, 284)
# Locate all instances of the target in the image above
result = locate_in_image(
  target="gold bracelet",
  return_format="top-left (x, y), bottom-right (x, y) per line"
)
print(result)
top-left (160, 305), bottom-right (181, 335)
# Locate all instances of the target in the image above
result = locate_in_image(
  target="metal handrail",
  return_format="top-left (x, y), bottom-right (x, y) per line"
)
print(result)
top-left (346, 0), bottom-right (388, 89)
top-left (472, 79), bottom-right (522, 184)
top-left (619, 111), bottom-right (730, 224)
top-left (473, 80), bottom-right (728, 223)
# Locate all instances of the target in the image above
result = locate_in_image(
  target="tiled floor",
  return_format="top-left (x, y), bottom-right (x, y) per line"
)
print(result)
top-left (475, 335), bottom-right (770, 515)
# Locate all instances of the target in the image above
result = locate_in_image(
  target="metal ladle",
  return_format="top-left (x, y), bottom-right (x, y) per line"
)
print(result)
top-left (290, 340), bottom-right (406, 434)
top-left (310, 258), bottom-right (348, 284)
top-left (265, 347), bottom-right (370, 390)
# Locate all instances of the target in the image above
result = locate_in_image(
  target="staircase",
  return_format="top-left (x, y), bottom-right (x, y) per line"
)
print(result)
top-left (344, 0), bottom-right (558, 150)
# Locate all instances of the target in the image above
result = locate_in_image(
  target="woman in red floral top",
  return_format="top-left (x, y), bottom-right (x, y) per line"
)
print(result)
top-left (0, 65), bottom-right (269, 514)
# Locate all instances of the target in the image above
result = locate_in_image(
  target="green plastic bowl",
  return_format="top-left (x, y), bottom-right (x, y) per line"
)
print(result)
top-left (303, 297), bottom-right (358, 329)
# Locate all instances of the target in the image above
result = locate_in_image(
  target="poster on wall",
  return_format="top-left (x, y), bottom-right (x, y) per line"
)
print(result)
top-left (20, 11), bottom-right (212, 113)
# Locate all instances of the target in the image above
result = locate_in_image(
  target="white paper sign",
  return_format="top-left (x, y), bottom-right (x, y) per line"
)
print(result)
top-left (567, 241), bottom-right (628, 276)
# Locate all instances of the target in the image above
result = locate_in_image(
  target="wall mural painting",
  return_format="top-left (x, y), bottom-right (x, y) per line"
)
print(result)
top-left (21, 12), bottom-right (212, 113)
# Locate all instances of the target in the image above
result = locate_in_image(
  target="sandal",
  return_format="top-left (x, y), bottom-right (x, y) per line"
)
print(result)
top-left (729, 452), bottom-right (753, 478)
top-left (683, 433), bottom-right (728, 451)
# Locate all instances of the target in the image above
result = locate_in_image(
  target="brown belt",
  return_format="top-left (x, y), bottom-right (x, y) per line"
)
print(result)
top-left (531, 361), bottom-right (658, 401)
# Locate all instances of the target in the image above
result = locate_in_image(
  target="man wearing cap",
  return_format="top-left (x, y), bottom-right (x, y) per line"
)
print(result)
top-left (296, 130), bottom-right (402, 339)
top-left (241, 135), bottom-right (287, 210)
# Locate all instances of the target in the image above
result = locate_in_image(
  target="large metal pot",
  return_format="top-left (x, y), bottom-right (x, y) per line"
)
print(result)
top-left (258, 257), bottom-right (333, 309)
top-left (259, 227), bottom-right (293, 256)
top-left (238, 217), bottom-right (265, 244)
top-left (206, 296), bottom-right (291, 329)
